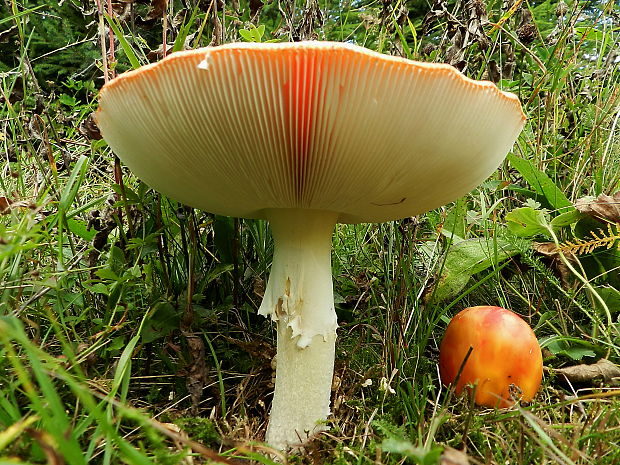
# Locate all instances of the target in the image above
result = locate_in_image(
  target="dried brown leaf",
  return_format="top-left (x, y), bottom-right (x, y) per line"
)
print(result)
top-left (517, 23), bottom-right (538, 45)
top-left (149, 0), bottom-right (168, 19)
top-left (487, 60), bottom-right (501, 83)
top-left (184, 332), bottom-right (209, 413)
top-left (575, 191), bottom-right (620, 223)
top-left (532, 242), bottom-right (576, 287)
top-left (440, 447), bottom-right (469, 465)
top-left (223, 335), bottom-right (274, 361)
top-left (0, 196), bottom-right (11, 214)
top-left (554, 358), bottom-right (620, 384)
top-left (79, 114), bottom-right (102, 140)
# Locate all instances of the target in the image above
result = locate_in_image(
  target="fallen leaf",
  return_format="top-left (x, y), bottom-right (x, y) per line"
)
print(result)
top-left (148, 0), bottom-right (168, 19)
top-left (79, 114), bottom-right (102, 140)
top-left (553, 358), bottom-right (620, 384)
top-left (575, 192), bottom-right (620, 223)
top-left (440, 447), bottom-right (469, 465)
top-left (0, 196), bottom-right (11, 214)
top-left (533, 242), bottom-right (577, 288)
top-left (183, 332), bottom-right (209, 414)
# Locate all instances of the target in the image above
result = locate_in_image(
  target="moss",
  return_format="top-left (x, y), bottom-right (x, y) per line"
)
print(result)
top-left (174, 417), bottom-right (220, 447)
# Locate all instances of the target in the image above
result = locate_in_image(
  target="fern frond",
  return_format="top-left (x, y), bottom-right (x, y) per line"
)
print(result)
top-left (557, 222), bottom-right (620, 255)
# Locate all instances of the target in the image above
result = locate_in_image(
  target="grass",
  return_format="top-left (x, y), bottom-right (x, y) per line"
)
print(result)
top-left (1, 0), bottom-right (620, 463)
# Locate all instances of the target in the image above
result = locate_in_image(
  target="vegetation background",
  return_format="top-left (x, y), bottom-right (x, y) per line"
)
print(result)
top-left (1, 0), bottom-right (619, 463)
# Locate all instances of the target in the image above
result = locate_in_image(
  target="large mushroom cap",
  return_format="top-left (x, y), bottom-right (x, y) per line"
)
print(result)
top-left (96, 41), bottom-right (525, 223)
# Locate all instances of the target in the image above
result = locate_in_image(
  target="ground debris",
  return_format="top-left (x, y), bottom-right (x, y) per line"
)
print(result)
top-left (182, 332), bottom-right (210, 414)
top-left (440, 447), bottom-right (470, 465)
top-left (532, 241), bottom-right (577, 287)
top-left (575, 191), bottom-right (620, 223)
top-left (553, 358), bottom-right (620, 384)
top-left (0, 196), bottom-right (11, 214)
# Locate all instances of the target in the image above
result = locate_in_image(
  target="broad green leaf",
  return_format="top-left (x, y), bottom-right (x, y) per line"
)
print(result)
top-left (506, 207), bottom-right (550, 237)
top-left (432, 238), bottom-right (520, 302)
top-left (66, 218), bottom-right (97, 241)
top-left (239, 29), bottom-right (253, 41)
top-left (87, 282), bottom-right (109, 295)
top-left (594, 286), bottom-right (620, 314)
top-left (59, 94), bottom-right (77, 106)
top-left (550, 209), bottom-right (584, 228)
top-left (540, 335), bottom-right (601, 361)
top-left (239, 24), bottom-right (265, 42)
top-left (562, 347), bottom-right (597, 361)
top-left (443, 198), bottom-right (467, 240)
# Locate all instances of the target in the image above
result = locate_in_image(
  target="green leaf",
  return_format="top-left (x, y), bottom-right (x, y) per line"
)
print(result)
top-left (66, 218), bottom-right (97, 241)
top-left (107, 245), bottom-right (126, 276)
top-left (239, 29), bottom-right (253, 41)
top-left (506, 207), bottom-right (550, 237)
top-left (593, 286), bottom-right (620, 315)
top-left (239, 24), bottom-right (265, 42)
top-left (87, 282), bottom-right (109, 295)
top-left (111, 184), bottom-right (141, 204)
top-left (95, 268), bottom-right (119, 281)
top-left (0, 415), bottom-right (38, 452)
top-left (540, 335), bottom-right (600, 361)
top-left (443, 198), bottom-right (467, 240)
top-left (550, 209), bottom-right (584, 228)
top-left (141, 301), bottom-right (180, 343)
top-left (108, 336), bottom-right (127, 353)
top-left (562, 347), bottom-right (597, 361)
top-left (432, 238), bottom-right (520, 302)
top-left (382, 438), bottom-right (443, 465)
top-left (59, 94), bottom-right (77, 106)
top-left (110, 334), bottom-right (139, 398)
top-left (507, 153), bottom-right (574, 212)
top-left (519, 408), bottom-right (578, 465)
top-left (205, 263), bottom-right (234, 284)
top-left (172, 6), bottom-right (199, 53)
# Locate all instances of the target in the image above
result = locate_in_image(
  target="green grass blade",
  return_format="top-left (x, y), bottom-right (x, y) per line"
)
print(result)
top-left (507, 153), bottom-right (574, 212)
top-left (59, 155), bottom-right (89, 213)
top-left (0, 4), bottom-right (44, 25)
top-left (104, 13), bottom-right (141, 69)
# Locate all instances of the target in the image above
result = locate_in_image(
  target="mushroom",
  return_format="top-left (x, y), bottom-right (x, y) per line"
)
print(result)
top-left (96, 41), bottom-right (525, 449)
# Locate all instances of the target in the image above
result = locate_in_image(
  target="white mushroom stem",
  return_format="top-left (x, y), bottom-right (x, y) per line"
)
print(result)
top-left (258, 208), bottom-right (339, 449)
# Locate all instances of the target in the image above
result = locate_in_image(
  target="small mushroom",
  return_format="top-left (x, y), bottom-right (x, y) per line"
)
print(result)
top-left (96, 41), bottom-right (525, 449)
